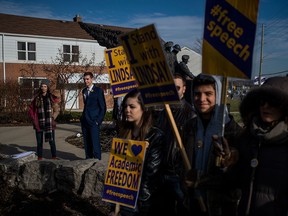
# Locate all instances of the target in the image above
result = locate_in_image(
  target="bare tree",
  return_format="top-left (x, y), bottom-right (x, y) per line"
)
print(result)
top-left (42, 49), bottom-right (106, 114)
top-left (20, 62), bottom-right (39, 77)
top-left (0, 79), bottom-right (30, 123)
top-left (192, 38), bottom-right (203, 55)
top-left (19, 48), bottom-right (106, 115)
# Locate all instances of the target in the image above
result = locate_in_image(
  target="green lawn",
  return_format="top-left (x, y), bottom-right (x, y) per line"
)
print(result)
top-left (227, 98), bottom-right (242, 124)
top-left (227, 98), bottom-right (240, 112)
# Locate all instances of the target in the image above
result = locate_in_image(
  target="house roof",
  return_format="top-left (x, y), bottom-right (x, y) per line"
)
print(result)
top-left (0, 13), bottom-right (133, 48)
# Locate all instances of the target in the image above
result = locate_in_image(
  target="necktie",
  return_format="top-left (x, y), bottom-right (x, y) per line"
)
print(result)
top-left (84, 88), bottom-right (89, 100)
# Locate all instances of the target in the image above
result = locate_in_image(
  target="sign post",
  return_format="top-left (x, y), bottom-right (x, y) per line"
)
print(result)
top-left (119, 24), bottom-right (191, 171)
top-left (202, 0), bottom-right (260, 164)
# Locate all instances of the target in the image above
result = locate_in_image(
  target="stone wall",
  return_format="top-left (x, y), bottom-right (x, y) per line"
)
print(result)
top-left (0, 152), bottom-right (106, 199)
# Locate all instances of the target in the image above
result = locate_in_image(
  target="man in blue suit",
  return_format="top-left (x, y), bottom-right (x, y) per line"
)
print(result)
top-left (81, 72), bottom-right (107, 160)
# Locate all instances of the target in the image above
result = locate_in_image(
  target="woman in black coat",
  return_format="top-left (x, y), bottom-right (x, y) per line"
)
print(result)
top-left (235, 76), bottom-right (288, 216)
top-left (110, 89), bottom-right (166, 216)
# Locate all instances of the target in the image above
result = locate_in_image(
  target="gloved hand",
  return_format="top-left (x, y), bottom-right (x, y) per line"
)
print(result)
top-left (185, 169), bottom-right (198, 188)
top-left (212, 135), bottom-right (238, 168)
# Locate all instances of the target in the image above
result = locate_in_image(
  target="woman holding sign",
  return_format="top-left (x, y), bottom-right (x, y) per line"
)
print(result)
top-left (110, 89), bottom-right (166, 216)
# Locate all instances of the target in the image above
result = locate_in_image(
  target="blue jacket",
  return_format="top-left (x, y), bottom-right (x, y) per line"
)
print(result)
top-left (81, 85), bottom-right (106, 126)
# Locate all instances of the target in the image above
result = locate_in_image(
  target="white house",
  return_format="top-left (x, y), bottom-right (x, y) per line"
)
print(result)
top-left (177, 46), bottom-right (202, 76)
top-left (0, 13), bottom-right (132, 110)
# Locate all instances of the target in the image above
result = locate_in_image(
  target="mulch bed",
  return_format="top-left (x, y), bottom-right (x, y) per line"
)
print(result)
top-left (65, 123), bottom-right (117, 152)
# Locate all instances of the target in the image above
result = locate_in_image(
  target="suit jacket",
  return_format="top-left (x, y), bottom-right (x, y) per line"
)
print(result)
top-left (81, 85), bottom-right (106, 127)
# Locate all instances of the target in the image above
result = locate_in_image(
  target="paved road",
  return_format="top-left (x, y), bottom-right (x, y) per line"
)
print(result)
top-left (0, 123), bottom-right (86, 160)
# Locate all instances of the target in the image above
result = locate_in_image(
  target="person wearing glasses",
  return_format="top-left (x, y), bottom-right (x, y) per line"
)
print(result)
top-left (182, 74), bottom-right (242, 216)
top-left (156, 73), bottom-right (196, 215)
top-left (231, 76), bottom-right (288, 216)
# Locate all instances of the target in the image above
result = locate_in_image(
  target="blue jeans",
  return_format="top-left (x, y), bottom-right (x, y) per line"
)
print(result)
top-left (35, 130), bottom-right (56, 158)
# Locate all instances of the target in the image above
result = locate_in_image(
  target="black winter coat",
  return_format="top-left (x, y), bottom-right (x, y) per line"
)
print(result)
top-left (157, 98), bottom-right (196, 175)
top-left (235, 120), bottom-right (288, 216)
top-left (134, 126), bottom-right (166, 216)
top-left (182, 115), bottom-right (242, 216)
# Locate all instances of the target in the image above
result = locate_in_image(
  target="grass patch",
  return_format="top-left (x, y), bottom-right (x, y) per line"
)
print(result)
top-left (227, 98), bottom-right (243, 124)
top-left (227, 98), bottom-right (240, 112)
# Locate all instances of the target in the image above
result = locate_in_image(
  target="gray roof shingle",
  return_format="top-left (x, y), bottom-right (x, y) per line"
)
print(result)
top-left (0, 13), bottom-right (134, 48)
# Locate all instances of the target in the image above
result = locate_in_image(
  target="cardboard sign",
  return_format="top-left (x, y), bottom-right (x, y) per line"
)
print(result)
top-left (202, 0), bottom-right (259, 79)
top-left (105, 46), bottom-right (138, 98)
top-left (119, 24), bottom-right (179, 106)
top-left (102, 138), bottom-right (147, 209)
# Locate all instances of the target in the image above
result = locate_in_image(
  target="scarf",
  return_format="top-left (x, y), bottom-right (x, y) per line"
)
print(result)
top-left (193, 76), bottom-right (230, 174)
top-left (251, 117), bottom-right (288, 144)
top-left (194, 104), bottom-right (230, 174)
top-left (37, 94), bottom-right (53, 142)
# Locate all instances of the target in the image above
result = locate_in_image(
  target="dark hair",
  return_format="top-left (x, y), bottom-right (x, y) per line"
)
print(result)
top-left (34, 84), bottom-right (56, 107)
top-left (174, 73), bottom-right (187, 85)
top-left (35, 82), bottom-right (51, 96)
top-left (193, 74), bottom-right (216, 90)
top-left (119, 89), bottom-right (153, 140)
top-left (83, 72), bottom-right (93, 78)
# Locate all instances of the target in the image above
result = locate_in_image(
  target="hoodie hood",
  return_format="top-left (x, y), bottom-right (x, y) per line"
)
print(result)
top-left (240, 76), bottom-right (288, 124)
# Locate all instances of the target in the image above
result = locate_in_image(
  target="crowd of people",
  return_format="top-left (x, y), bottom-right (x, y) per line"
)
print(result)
top-left (27, 44), bottom-right (288, 216)
top-left (109, 68), bottom-right (288, 216)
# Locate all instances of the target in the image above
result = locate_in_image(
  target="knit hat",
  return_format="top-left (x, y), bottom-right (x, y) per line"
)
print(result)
top-left (41, 79), bottom-right (50, 86)
top-left (240, 76), bottom-right (288, 123)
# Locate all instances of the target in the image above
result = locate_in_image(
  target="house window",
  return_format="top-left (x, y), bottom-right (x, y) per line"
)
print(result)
top-left (17, 42), bottom-right (36, 61)
top-left (19, 77), bottom-right (47, 100)
top-left (63, 45), bottom-right (79, 62)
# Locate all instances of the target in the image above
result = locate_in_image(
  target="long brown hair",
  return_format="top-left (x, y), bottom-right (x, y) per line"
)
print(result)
top-left (119, 89), bottom-right (154, 140)
top-left (34, 83), bottom-right (60, 107)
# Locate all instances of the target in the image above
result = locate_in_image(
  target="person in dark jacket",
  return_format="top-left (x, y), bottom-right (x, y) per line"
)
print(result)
top-left (28, 80), bottom-right (61, 160)
top-left (164, 41), bottom-right (177, 75)
top-left (110, 89), bottom-right (166, 216)
top-left (182, 74), bottom-right (242, 216)
top-left (234, 76), bottom-right (288, 216)
top-left (178, 55), bottom-right (195, 80)
top-left (157, 73), bottom-right (196, 215)
top-left (80, 71), bottom-right (106, 160)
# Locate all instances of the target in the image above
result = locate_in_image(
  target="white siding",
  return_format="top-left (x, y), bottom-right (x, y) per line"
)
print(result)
top-left (0, 34), bottom-right (3, 61)
top-left (0, 34), bottom-right (106, 64)
top-left (177, 46), bottom-right (202, 76)
top-left (65, 90), bottom-right (79, 110)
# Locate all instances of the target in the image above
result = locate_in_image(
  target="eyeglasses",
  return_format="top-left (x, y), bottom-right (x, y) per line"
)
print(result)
top-left (176, 86), bottom-right (181, 91)
top-left (260, 98), bottom-right (281, 107)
